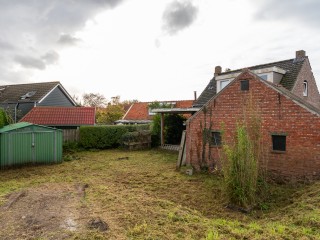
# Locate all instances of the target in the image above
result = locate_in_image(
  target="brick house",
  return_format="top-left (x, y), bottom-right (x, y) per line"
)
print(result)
top-left (186, 50), bottom-right (320, 179)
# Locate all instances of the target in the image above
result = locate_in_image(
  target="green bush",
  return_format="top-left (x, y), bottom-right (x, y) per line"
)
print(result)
top-left (0, 108), bottom-right (9, 128)
top-left (121, 130), bottom-right (151, 143)
top-left (79, 124), bottom-right (150, 149)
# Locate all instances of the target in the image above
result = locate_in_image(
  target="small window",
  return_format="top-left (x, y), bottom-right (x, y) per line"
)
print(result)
top-left (259, 74), bottom-right (268, 81)
top-left (220, 80), bottom-right (229, 91)
top-left (211, 131), bottom-right (221, 146)
top-left (303, 81), bottom-right (308, 96)
top-left (272, 135), bottom-right (286, 151)
top-left (240, 80), bottom-right (249, 91)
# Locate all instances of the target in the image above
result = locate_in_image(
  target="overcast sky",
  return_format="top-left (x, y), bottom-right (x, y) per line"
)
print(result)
top-left (1, 0), bottom-right (320, 102)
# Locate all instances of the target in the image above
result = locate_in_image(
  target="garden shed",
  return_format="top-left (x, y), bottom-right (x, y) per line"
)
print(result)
top-left (0, 122), bottom-right (62, 168)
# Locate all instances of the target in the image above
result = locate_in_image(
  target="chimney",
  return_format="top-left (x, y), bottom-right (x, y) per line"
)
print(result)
top-left (194, 91), bottom-right (197, 101)
top-left (296, 50), bottom-right (306, 59)
top-left (214, 66), bottom-right (222, 77)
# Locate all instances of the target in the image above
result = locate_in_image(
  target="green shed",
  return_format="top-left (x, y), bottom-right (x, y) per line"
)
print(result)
top-left (0, 122), bottom-right (63, 168)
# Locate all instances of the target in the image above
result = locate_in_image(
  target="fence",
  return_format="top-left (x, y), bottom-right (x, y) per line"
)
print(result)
top-left (62, 129), bottom-right (80, 142)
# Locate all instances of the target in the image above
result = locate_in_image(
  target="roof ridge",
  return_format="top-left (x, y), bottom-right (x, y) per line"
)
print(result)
top-left (219, 58), bottom-right (295, 75)
top-left (0, 81), bottom-right (60, 87)
top-left (139, 99), bottom-right (194, 103)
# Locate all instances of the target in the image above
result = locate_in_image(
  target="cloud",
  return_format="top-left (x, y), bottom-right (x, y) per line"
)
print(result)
top-left (0, 0), bottom-right (124, 82)
top-left (0, 39), bottom-right (15, 51)
top-left (252, 0), bottom-right (320, 28)
top-left (57, 34), bottom-right (81, 46)
top-left (162, 0), bottom-right (198, 35)
top-left (14, 55), bottom-right (46, 70)
top-left (41, 50), bottom-right (59, 64)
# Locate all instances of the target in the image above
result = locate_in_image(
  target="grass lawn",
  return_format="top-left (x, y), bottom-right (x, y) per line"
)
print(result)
top-left (0, 149), bottom-right (319, 239)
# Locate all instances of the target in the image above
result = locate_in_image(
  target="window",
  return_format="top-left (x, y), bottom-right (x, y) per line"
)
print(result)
top-left (272, 135), bottom-right (286, 151)
top-left (211, 131), bottom-right (221, 146)
top-left (220, 80), bottom-right (229, 91)
top-left (240, 80), bottom-right (249, 91)
top-left (303, 81), bottom-right (308, 96)
top-left (259, 74), bottom-right (268, 81)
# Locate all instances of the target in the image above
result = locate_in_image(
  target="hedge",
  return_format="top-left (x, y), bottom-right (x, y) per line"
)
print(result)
top-left (79, 124), bottom-right (150, 149)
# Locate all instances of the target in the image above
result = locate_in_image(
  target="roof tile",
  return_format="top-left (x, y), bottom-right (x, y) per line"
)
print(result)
top-left (20, 107), bottom-right (95, 126)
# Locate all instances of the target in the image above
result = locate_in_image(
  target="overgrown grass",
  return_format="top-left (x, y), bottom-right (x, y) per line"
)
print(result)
top-left (0, 149), bottom-right (319, 239)
top-left (223, 124), bottom-right (259, 208)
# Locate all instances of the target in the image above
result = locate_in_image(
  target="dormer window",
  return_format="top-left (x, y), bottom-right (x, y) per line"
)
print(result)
top-left (220, 80), bottom-right (229, 90)
top-left (303, 81), bottom-right (308, 96)
top-left (259, 74), bottom-right (268, 81)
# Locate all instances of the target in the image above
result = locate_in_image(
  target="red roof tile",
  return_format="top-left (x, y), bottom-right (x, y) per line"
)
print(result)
top-left (20, 107), bottom-right (95, 126)
top-left (123, 100), bottom-right (194, 120)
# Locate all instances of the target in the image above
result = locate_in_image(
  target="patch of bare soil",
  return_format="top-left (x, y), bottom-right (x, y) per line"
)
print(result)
top-left (0, 183), bottom-right (98, 240)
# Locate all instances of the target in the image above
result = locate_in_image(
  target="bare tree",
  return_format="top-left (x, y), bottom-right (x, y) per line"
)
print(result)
top-left (82, 93), bottom-right (108, 108)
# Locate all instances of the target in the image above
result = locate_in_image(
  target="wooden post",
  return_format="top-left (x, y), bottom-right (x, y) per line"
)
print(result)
top-left (177, 130), bottom-right (186, 169)
top-left (161, 113), bottom-right (164, 145)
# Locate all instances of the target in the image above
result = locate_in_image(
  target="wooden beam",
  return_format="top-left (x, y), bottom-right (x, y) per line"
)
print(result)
top-left (160, 113), bottom-right (164, 145)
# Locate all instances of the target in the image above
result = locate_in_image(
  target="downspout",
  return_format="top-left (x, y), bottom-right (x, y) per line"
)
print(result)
top-left (161, 113), bottom-right (164, 145)
top-left (14, 103), bottom-right (19, 123)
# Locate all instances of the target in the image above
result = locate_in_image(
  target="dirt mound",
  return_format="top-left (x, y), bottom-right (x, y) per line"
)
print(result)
top-left (0, 183), bottom-right (92, 240)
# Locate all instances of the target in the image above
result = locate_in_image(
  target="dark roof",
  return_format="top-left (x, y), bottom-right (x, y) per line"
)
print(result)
top-left (0, 81), bottom-right (60, 103)
top-left (193, 57), bottom-right (306, 107)
top-left (20, 107), bottom-right (96, 126)
top-left (193, 77), bottom-right (216, 108)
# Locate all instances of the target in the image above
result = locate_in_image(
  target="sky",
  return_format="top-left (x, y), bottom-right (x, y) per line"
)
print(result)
top-left (1, 0), bottom-right (320, 103)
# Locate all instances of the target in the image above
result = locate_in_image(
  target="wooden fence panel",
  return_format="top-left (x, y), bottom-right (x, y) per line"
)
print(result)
top-left (62, 129), bottom-right (79, 142)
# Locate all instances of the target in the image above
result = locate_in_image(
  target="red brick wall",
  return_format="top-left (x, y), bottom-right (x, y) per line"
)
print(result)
top-left (292, 58), bottom-right (320, 109)
top-left (186, 71), bottom-right (320, 179)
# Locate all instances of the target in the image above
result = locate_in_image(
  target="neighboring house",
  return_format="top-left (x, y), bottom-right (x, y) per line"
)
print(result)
top-left (186, 50), bottom-right (320, 180)
top-left (20, 106), bottom-right (95, 129)
top-left (0, 81), bottom-right (77, 122)
top-left (115, 100), bottom-right (194, 124)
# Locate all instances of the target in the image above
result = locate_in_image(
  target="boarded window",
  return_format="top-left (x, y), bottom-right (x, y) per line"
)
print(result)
top-left (211, 131), bottom-right (221, 146)
top-left (272, 135), bottom-right (286, 151)
top-left (241, 80), bottom-right (249, 91)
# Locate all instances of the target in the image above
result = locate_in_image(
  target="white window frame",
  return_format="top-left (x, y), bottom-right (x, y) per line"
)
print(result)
top-left (217, 80), bottom-right (230, 92)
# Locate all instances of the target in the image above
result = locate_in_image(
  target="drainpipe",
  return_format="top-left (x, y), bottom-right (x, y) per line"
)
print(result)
top-left (160, 113), bottom-right (164, 145)
top-left (14, 103), bottom-right (19, 123)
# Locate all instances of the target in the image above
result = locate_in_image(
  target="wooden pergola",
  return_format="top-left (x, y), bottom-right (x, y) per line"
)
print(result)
top-left (151, 107), bottom-right (200, 145)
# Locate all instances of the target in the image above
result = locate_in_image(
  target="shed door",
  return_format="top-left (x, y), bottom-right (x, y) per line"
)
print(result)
top-left (34, 132), bottom-right (56, 163)
top-left (8, 133), bottom-right (33, 166)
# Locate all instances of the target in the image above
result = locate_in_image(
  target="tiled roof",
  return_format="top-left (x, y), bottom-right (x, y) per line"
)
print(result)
top-left (0, 81), bottom-right (61, 103)
top-left (20, 107), bottom-right (95, 126)
top-left (193, 77), bottom-right (216, 108)
top-left (193, 57), bottom-right (306, 107)
top-left (123, 100), bottom-right (194, 120)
